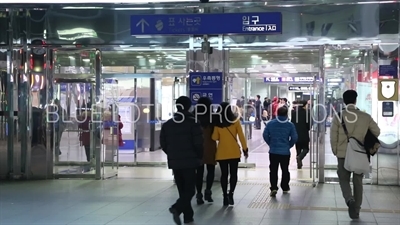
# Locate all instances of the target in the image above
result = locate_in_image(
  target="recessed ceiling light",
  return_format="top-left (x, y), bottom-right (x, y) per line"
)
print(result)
top-left (149, 59), bottom-right (156, 63)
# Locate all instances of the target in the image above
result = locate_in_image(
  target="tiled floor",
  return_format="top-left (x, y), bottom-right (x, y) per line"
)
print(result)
top-left (0, 174), bottom-right (399, 225)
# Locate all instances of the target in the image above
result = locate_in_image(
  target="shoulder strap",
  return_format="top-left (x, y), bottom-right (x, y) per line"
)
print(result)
top-left (225, 125), bottom-right (243, 150)
top-left (338, 112), bottom-right (349, 140)
top-left (225, 126), bottom-right (238, 142)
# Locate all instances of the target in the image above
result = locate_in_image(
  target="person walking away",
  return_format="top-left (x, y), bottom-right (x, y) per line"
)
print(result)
top-left (271, 96), bottom-right (279, 119)
top-left (212, 102), bottom-right (248, 206)
top-left (160, 96), bottom-right (203, 225)
top-left (263, 97), bottom-right (270, 111)
top-left (102, 107), bottom-right (124, 161)
top-left (291, 100), bottom-right (310, 169)
top-left (330, 90), bottom-right (380, 219)
top-left (78, 111), bottom-right (93, 172)
top-left (54, 99), bottom-right (67, 155)
top-left (263, 106), bottom-right (298, 197)
top-left (254, 95), bottom-right (262, 129)
top-left (245, 100), bottom-right (254, 139)
top-left (236, 96), bottom-right (245, 109)
top-left (194, 97), bottom-right (217, 205)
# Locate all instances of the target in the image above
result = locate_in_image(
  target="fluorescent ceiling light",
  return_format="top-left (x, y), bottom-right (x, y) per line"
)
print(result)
top-left (63, 7), bottom-right (103, 9)
top-left (82, 59), bottom-right (90, 62)
top-left (251, 55), bottom-right (260, 59)
top-left (2, 0), bottom-right (201, 3)
top-left (149, 59), bottom-right (156, 63)
top-left (248, 69), bottom-right (259, 72)
top-left (115, 7), bottom-right (163, 10)
top-left (123, 48), bottom-right (188, 51)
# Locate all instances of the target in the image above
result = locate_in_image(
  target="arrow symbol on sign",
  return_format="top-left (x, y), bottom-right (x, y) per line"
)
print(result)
top-left (136, 19), bottom-right (149, 33)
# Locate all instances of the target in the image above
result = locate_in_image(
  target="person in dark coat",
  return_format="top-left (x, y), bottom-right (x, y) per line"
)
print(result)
top-left (254, 95), bottom-right (262, 129)
top-left (160, 96), bottom-right (203, 225)
top-left (291, 100), bottom-right (310, 169)
top-left (194, 97), bottom-right (217, 205)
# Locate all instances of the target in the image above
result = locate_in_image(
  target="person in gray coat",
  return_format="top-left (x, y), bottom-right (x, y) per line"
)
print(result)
top-left (330, 90), bottom-right (380, 220)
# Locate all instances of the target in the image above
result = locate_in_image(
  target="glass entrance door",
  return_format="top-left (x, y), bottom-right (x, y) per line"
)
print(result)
top-left (323, 45), bottom-right (373, 183)
top-left (101, 79), bottom-right (119, 179)
top-left (53, 81), bottom-right (100, 178)
top-left (309, 46), bottom-right (326, 186)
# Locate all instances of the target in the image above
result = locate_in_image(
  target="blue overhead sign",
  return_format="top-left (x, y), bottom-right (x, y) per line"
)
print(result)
top-left (189, 72), bottom-right (223, 105)
top-left (130, 12), bottom-right (282, 36)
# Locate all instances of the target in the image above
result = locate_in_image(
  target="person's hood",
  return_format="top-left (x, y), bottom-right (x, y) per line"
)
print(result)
top-left (272, 96), bottom-right (278, 102)
top-left (173, 111), bottom-right (194, 121)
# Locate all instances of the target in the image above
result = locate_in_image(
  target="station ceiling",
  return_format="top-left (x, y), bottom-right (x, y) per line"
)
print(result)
top-left (55, 49), bottom-right (365, 74)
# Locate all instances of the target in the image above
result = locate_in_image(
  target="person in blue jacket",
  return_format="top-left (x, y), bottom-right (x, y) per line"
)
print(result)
top-left (263, 106), bottom-right (298, 197)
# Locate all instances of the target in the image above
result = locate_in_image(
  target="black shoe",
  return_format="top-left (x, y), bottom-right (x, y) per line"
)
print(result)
top-left (223, 194), bottom-right (229, 206)
top-left (270, 190), bottom-right (278, 197)
top-left (196, 193), bottom-right (204, 205)
top-left (228, 192), bottom-right (234, 206)
top-left (347, 199), bottom-right (359, 219)
top-left (204, 189), bottom-right (213, 203)
top-left (169, 207), bottom-right (182, 225)
top-left (296, 156), bottom-right (303, 169)
top-left (184, 218), bottom-right (194, 224)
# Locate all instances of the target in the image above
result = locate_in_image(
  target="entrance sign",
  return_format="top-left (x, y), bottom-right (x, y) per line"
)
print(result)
top-left (379, 65), bottom-right (398, 79)
top-left (264, 77), bottom-right (314, 83)
top-left (382, 102), bottom-right (394, 117)
top-left (377, 79), bottom-right (398, 101)
top-left (130, 12), bottom-right (282, 35)
top-left (189, 72), bottom-right (223, 105)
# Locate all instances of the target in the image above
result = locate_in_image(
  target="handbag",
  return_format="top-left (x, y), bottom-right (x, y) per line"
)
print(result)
top-left (340, 118), bottom-right (370, 175)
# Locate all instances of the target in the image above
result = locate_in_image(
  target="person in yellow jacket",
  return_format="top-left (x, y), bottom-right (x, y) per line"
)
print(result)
top-left (212, 102), bottom-right (248, 206)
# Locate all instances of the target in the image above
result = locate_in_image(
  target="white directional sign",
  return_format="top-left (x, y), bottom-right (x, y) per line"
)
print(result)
top-left (288, 86), bottom-right (313, 91)
top-left (136, 19), bottom-right (149, 33)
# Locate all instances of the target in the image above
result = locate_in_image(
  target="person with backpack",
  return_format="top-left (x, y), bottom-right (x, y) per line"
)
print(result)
top-left (330, 90), bottom-right (380, 220)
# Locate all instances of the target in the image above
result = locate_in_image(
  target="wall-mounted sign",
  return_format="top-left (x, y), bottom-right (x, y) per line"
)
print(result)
top-left (189, 72), bottom-right (223, 105)
top-left (264, 77), bottom-right (315, 83)
top-left (288, 86), bottom-right (313, 91)
top-left (379, 65), bottom-right (398, 79)
top-left (377, 79), bottom-right (398, 101)
top-left (382, 102), bottom-right (394, 117)
top-left (130, 12), bottom-right (282, 35)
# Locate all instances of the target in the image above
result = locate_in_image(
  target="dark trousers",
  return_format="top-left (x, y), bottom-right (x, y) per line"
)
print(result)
top-left (337, 158), bottom-right (363, 212)
top-left (295, 141), bottom-right (310, 160)
top-left (219, 159), bottom-right (239, 194)
top-left (84, 145), bottom-right (91, 162)
top-left (172, 168), bottom-right (196, 220)
top-left (196, 164), bottom-right (215, 193)
top-left (269, 153), bottom-right (291, 191)
top-left (255, 115), bottom-right (261, 129)
top-left (55, 129), bottom-right (64, 154)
